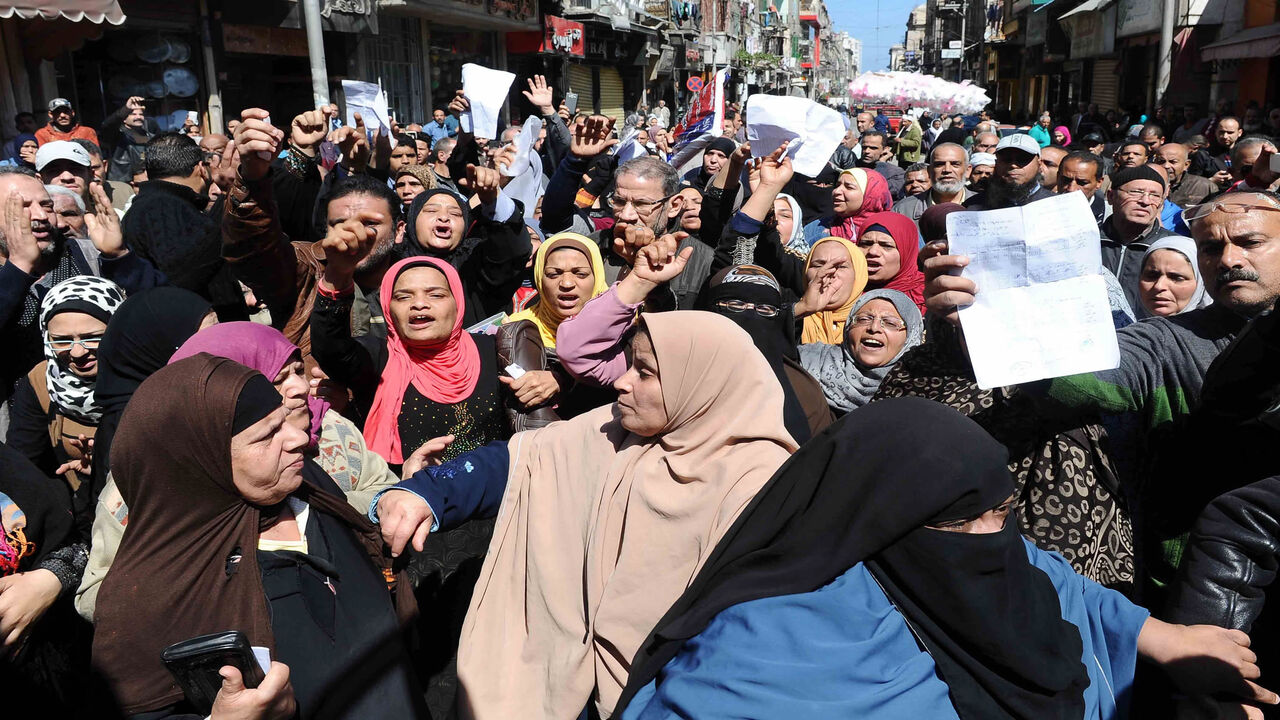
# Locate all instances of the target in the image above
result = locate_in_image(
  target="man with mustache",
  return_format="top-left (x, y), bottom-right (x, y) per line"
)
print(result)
top-left (923, 189), bottom-right (1280, 599)
top-left (0, 166), bottom-right (161, 409)
top-left (892, 143), bottom-right (973, 222)
top-left (1101, 165), bottom-right (1185, 310)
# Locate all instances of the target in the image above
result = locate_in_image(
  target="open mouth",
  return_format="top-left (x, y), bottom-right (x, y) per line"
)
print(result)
top-left (406, 313), bottom-right (435, 330)
top-left (31, 225), bottom-right (51, 240)
top-left (555, 293), bottom-right (579, 309)
top-left (860, 337), bottom-right (885, 349)
top-left (432, 223), bottom-right (454, 241)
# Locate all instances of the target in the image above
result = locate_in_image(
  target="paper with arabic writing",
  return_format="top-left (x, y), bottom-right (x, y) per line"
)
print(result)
top-left (948, 191), bottom-right (1119, 389)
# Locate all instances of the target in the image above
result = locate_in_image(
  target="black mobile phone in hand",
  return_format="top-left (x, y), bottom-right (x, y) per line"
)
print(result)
top-left (161, 630), bottom-right (265, 714)
top-left (565, 92), bottom-right (579, 115)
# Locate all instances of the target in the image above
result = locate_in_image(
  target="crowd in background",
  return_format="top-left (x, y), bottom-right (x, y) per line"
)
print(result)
top-left (0, 73), bottom-right (1278, 720)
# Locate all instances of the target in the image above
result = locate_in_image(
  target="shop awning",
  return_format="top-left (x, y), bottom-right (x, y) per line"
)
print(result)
top-left (0, 0), bottom-right (124, 24)
top-left (1059, 0), bottom-right (1111, 21)
top-left (1202, 22), bottom-right (1280, 61)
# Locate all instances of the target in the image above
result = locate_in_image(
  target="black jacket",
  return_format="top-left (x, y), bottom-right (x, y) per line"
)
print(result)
top-left (122, 180), bottom-right (247, 321)
top-left (1165, 476), bottom-right (1278, 634)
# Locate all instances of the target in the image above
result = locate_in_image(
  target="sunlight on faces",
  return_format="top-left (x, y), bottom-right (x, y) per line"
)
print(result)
top-left (831, 173), bottom-right (865, 217)
top-left (929, 145), bottom-right (967, 191)
top-left (412, 192), bottom-right (465, 252)
top-left (542, 245), bottom-right (595, 319)
top-left (51, 192), bottom-right (85, 236)
top-left (327, 193), bottom-right (402, 271)
top-left (1039, 147), bottom-right (1067, 187)
top-left (806, 241), bottom-right (857, 310)
top-left (845, 298), bottom-right (907, 368)
top-left (1193, 198), bottom-right (1280, 316)
top-left (1056, 158), bottom-right (1101, 198)
top-left (18, 139), bottom-right (37, 165)
top-left (389, 145), bottom-right (416, 174)
top-left (677, 188), bottom-right (702, 232)
top-left (0, 175), bottom-right (55, 255)
top-left (230, 405), bottom-right (309, 507)
top-left (390, 265), bottom-right (458, 344)
top-left (46, 311), bottom-right (106, 379)
top-left (969, 164), bottom-right (994, 186)
top-left (394, 174), bottom-right (426, 206)
top-left (612, 171), bottom-right (679, 235)
top-left (1115, 144), bottom-right (1148, 170)
top-left (904, 170), bottom-right (931, 195)
top-left (702, 149), bottom-right (728, 176)
top-left (994, 150), bottom-right (1039, 186)
top-left (272, 354), bottom-right (311, 433)
top-left (613, 328), bottom-right (668, 437)
top-left (1139, 249), bottom-right (1198, 317)
top-left (772, 197), bottom-right (795, 241)
top-left (1155, 144), bottom-right (1190, 183)
top-left (856, 230), bottom-right (901, 284)
top-left (1110, 179), bottom-right (1163, 227)
top-left (928, 494), bottom-right (1016, 534)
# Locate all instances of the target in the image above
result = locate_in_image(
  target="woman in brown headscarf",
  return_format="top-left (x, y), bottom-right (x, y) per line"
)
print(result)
top-left (92, 355), bottom-right (422, 719)
top-left (373, 311), bottom-right (798, 719)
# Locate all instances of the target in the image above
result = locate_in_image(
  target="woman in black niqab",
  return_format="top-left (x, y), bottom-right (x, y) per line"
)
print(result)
top-left (620, 396), bottom-right (1090, 719)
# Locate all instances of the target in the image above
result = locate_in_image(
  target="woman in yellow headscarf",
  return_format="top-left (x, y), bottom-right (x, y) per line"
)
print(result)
top-left (798, 236), bottom-right (869, 345)
top-left (498, 232), bottom-right (612, 430)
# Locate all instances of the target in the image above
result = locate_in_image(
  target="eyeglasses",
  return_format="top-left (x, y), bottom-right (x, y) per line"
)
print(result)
top-left (605, 192), bottom-right (672, 215)
top-left (715, 299), bottom-right (780, 318)
top-left (850, 313), bottom-right (907, 331)
top-left (1181, 199), bottom-right (1280, 226)
top-left (45, 335), bottom-right (103, 353)
top-left (1116, 188), bottom-right (1163, 203)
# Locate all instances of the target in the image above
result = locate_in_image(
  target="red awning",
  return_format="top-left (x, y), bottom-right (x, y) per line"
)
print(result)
top-left (0, 0), bottom-right (124, 24)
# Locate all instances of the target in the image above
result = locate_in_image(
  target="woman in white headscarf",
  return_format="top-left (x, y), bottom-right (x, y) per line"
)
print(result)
top-left (1136, 236), bottom-right (1211, 318)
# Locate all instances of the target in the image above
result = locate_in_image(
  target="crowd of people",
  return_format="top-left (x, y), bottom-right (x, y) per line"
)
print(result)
top-left (0, 73), bottom-right (1278, 720)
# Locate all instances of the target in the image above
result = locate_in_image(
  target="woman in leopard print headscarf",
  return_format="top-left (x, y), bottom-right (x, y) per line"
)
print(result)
top-left (872, 316), bottom-right (1137, 597)
top-left (6, 276), bottom-right (126, 486)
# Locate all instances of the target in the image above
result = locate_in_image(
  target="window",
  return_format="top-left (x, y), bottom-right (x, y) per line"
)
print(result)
top-left (359, 16), bottom-right (426, 124)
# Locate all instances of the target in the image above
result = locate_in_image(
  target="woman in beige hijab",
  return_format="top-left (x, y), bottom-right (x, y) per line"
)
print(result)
top-left (374, 310), bottom-right (798, 718)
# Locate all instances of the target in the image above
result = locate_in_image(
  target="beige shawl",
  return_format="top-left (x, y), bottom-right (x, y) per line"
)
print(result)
top-left (457, 311), bottom-right (798, 719)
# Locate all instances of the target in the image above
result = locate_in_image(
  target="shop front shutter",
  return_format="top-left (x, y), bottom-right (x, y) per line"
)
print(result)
top-left (567, 64), bottom-right (596, 116)
top-left (1091, 58), bottom-right (1119, 111)
top-left (598, 66), bottom-right (626, 122)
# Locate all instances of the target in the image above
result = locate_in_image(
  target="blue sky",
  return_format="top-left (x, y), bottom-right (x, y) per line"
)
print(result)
top-left (828, 0), bottom-right (925, 73)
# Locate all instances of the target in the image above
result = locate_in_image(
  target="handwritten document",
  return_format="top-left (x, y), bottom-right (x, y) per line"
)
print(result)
top-left (947, 191), bottom-right (1119, 389)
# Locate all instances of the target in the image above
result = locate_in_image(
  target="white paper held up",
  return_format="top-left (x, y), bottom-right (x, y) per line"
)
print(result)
top-left (745, 95), bottom-right (848, 177)
top-left (462, 63), bottom-right (516, 140)
top-left (341, 79), bottom-right (390, 135)
top-left (947, 191), bottom-right (1118, 389)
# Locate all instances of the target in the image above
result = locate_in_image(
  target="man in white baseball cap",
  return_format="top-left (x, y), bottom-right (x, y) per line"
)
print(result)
top-left (965, 132), bottom-right (1056, 210)
top-left (35, 140), bottom-right (93, 203)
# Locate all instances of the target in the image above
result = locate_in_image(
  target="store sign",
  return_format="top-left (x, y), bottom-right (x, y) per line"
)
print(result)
top-left (644, 0), bottom-right (668, 18)
top-left (488, 0), bottom-right (537, 21)
top-left (542, 15), bottom-right (584, 56)
top-left (1064, 4), bottom-right (1115, 58)
top-left (1116, 0), bottom-right (1159, 38)
top-left (222, 23), bottom-right (309, 57)
top-left (587, 37), bottom-right (629, 62)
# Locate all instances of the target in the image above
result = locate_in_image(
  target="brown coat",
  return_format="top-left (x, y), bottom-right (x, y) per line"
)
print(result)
top-left (222, 175), bottom-right (325, 358)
